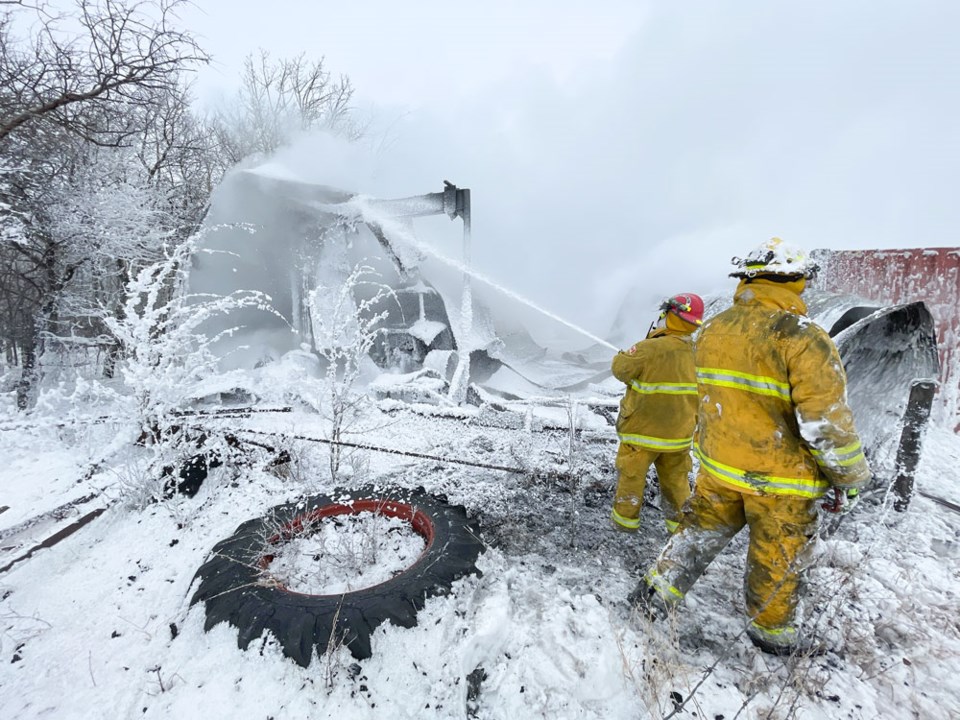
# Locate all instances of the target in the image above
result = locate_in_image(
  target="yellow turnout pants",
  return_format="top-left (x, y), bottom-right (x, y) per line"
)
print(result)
top-left (646, 472), bottom-right (818, 630)
top-left (612, 444), bottom-right (692, 531)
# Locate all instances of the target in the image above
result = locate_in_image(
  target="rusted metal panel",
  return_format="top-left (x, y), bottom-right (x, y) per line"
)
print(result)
top-left (815, 247), bottom-right (960, 429)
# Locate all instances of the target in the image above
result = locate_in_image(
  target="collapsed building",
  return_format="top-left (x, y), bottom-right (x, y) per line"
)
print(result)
top-left (189, 166), bottom-right (614, 409)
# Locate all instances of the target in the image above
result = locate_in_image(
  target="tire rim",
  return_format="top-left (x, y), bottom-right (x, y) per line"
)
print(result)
top-left (259, 499), bottom-right (436, 596)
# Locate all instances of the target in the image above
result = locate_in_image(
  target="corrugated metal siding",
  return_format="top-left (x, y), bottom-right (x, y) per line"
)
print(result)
top-left (814, 247), bottom-right (960, 429)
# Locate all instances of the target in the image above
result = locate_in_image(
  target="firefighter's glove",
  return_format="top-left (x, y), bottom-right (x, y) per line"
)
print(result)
top-left (821, 487), bottom-right (860, 515)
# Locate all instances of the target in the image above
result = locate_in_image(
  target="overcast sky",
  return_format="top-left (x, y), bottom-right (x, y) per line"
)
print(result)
top-left (179, 0), bottom-right (960, 340)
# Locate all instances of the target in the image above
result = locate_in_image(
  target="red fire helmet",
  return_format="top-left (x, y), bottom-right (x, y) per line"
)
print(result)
top-left (660, 293), bottom-right (704, 326)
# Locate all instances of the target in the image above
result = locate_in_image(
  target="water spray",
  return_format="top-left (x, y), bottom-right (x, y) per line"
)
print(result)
top-left (289, 178), bottom-right (619, 353)
top-left (414, 241), bottom-right (619, 352)
top-left (351, 190), bottom-right (618, 353)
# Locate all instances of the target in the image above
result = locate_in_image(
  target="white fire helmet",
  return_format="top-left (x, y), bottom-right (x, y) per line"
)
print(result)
top-left (730, 237), bottom-right (820, 279)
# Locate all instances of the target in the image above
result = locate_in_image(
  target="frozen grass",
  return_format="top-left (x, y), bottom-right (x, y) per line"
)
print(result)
top-left (1, 405), bottom-right (959, 718)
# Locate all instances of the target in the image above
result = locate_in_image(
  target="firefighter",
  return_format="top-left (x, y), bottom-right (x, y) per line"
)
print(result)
top-left (611, 293), bottom-right (704, 534)
top-left (632, 238), bottom-right (871, 656)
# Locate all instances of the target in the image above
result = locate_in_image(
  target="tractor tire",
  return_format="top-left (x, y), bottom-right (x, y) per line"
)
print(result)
top-left (189, 486), bottom-right (484, 666)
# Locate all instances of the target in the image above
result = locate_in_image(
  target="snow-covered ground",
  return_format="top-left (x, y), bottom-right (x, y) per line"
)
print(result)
top-left (1, 390), bottom-right (959, 719)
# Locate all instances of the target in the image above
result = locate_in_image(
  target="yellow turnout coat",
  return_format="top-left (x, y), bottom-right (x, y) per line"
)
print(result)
top-left (645, 278), bottom-right (871, 639)
top-left (695, 280), bottom-right (870, 497)
top-left (611, 322), bottom-right (697, 530)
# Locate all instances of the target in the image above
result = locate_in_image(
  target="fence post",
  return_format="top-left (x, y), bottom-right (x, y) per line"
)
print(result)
top-left (892, 379), bottom-right (938, 512)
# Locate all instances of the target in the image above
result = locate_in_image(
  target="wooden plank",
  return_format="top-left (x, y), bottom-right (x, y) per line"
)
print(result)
top-left (0, 507), bottom-right (106, 574)
top-left (0, 493), bottom-right (98, 542)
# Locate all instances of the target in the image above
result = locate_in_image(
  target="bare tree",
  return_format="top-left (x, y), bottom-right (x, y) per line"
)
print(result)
top-left (0, 0), bottom-right (208, 144)
top-left (134, 87), bottom-right (219, 231)
top-left (0, 0), bottom-right (209, 408)
top-left (0, 123), bottom-right (219, 401)
top-left (308, 264), bottom-right (390, 481)
top-left (207, 49), bottom-right (358, 172)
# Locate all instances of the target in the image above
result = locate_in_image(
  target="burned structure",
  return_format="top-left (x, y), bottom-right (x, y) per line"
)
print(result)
top-left (189, 167), bottom-right (611, 404)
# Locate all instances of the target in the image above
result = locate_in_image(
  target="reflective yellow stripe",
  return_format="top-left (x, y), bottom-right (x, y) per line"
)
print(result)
top-left (749, 621), bottom-right (797, 639)
top-left (619, 432), bottom-right (692, 452)
top-left (695, 444), bottom-right (829, 498)
top-left (645, 570), bottom-right (684, 600)
top-left (630, 380), bottom-right (697, 396)
top-left (665, 519), bottom-right (680, 534)
top-left (697, 367), bottom-right (791, 402)
top-left (809, 441), bottom-right (866, 468)
top-left (611, 509), bottom-right (640, 529)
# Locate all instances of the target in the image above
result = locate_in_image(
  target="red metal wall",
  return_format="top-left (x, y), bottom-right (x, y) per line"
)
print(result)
top-left (814, 247), bottom-right (960, 429)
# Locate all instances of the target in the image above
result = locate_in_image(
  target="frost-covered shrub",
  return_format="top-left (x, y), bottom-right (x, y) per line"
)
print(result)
top-left (103, 234), bottom-right (280, 499)
top-left (308, 263), bottom-right (390, 481)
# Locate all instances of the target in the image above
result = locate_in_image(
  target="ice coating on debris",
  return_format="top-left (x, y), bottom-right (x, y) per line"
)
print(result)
top-left (186, 345), bottom-right (336, 407)
top-left (190, 162), bottom-right (613, 399)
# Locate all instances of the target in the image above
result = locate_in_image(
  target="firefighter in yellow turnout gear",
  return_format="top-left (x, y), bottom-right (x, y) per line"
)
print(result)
top-left (611, 293), bottom-right (704, 533)
top-left (635, 239), bottom-right (871, 656)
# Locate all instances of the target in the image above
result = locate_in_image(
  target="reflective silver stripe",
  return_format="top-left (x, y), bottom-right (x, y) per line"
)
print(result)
top-left (630, 380), bottom-right (697, 396)
top-left (619, 432), bottom-right (692, 452)
top-left (810, 441), bottom-right (866, 468)
top-left (695, 444), bottom-right (829, 498)
top-left (697, 367), bottom-right (791, 402)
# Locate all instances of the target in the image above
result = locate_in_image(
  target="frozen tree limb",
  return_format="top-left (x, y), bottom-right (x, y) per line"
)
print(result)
top-left (0, 0), bottom-right (208, 144)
